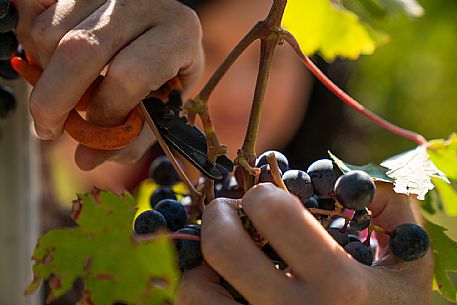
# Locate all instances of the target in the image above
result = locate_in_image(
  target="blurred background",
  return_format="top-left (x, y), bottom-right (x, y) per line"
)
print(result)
top-left (0, 0), bottom-right (456, 304)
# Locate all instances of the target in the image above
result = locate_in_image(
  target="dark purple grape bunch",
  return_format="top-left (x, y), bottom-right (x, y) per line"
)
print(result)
top-left (250, 151), bottom-right (430, 267)
top-left (134, 156), bottom-right (202, 270)
top-left (0, 0), bottom-right (19, 120)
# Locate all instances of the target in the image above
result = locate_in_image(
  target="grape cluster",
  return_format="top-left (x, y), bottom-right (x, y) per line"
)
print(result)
top-left (0, 0), bottom-right (20, 121)
top-left (133, 156), bottom-right (202, 270)
top-left (135, 150), bottom-right (430, 277)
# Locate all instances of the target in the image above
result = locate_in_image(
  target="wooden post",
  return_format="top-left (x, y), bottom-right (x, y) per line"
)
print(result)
top-left (0, 79), bottom-right (40, 305)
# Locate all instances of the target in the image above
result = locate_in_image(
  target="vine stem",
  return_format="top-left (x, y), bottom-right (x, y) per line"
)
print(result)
top-left (282, 31), bottom-right (427, 146)
top-left (138, 104), bottom-right (204, 212)
top-left (238, 0), bottom-right (288, 191)
top-left (308, 208), bottom-right (351, 221)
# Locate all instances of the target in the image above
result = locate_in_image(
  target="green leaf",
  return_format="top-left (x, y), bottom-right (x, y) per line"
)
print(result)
top-left (428, 134), bottom-right (457, 181)
top-left (432, 178), bottom-right (457, 217)
top-left (425, 220), bottom-right (457, 302)
top-left (26, 190), bottom-right (179, 305)
top-left (328, 151), bottom-right (393, 182)
top-left (283, 0), bottom-right (387, 61)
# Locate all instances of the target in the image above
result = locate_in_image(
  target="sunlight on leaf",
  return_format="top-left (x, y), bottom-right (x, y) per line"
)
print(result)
top-left (283, 0), bottom-right (385, 61)
top-left (380, 146), bottom-right (449, 200)
top-left (26, 190), bottom-right (179, 305)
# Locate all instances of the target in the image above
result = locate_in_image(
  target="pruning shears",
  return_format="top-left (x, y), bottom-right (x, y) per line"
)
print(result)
top-left (11, 56), bottom-right (232, 180)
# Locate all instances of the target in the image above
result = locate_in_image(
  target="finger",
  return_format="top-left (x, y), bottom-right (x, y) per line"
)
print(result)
top-left (364, 183), bottom-right (434, 304)
top-left (87, 19), bottom-right (203, 126)
top-left (29, 0), bottom-right (156, 139)
top-left (175, 263), bottom-right (241, 305)
top-left (14, 0), bottom-right (57, 64)
top-left (74, 121), bottom-right (154, 171)
top-left (30, 0), bottom-right (105, 67)
top-left (241, 184), bottom-right (367, 287)
top-left (201, 198), bottom-right (299, 305)
top-left (368, 182), bottom-right (434, 268)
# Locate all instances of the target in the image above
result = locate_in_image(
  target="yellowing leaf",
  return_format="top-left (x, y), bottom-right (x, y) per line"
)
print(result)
top-left (428, 134), bottom-right (457, 181)
top-left (26, 190), bottom-right (179, 305)
top-left (282, 0), bottom-right (382, 61)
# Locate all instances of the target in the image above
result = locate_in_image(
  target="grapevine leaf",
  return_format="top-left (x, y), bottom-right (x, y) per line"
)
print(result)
top-left (328, 151), bottom-right (393, 182)
top-left (380, 146), bottom-right (449, 200)
top-left (282, 0), bottom-right (386, 61)
top-left (432, 178), bottom-right (457, 217)
top-left (427, 134), bottom-right (457, 181)
top-left (25, 190), bottom-right (179, 305)
top-left (425, 220), bottom-right (457, 302)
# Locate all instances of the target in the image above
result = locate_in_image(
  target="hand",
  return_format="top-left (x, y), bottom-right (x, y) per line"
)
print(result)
top-left (175, 183), bottom-right (434, 305)
top-left (14, 0), bottom-right (204, 170)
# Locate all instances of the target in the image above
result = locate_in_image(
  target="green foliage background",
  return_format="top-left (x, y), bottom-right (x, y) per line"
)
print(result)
top-left (346, 0), bottom-right (457, 303)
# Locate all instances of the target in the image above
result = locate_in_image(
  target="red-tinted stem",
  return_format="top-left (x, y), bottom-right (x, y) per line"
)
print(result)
top-left (283, 31), bottom-right (427, 146)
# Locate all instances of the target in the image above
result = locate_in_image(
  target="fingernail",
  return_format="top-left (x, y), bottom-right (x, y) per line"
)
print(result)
top-left (34, 122), bottom-right (54, 140)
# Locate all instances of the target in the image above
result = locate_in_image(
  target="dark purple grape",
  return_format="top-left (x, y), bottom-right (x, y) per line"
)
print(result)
top-left (282, 170), bottom-right (313, 204)
top-left (134, 210), bottom-right (167, 235)
top-left (0, 2), bottom-right (17, 32)
top-left (0, 59), bottom-right (19, 79)
top-left (149, 156), bottom-right (179, 186)
top-left (0, 84), bottom-right (15, 118)
top-left (149, 186), bottom-right (177, 209)
top-left (334, 170), bottom-right (375, 210)
top-left (184, 223), bottom-right (201, 232)
top-left (155, 199), bottom-right (188, 232)
top-left (305, 196), bottom-right (318, 209)
top-left (0, 31), bottom-right (17, 60)
top-left (307, 159), bottom-right (342, 198)
top-left (256, 150), bottom-right (289, 173)
top-left (350, 208), bottom-right (372, 231)
top-left (389, 223), bottom-right (429, 262)
top-left (348, 234), bottom-right (361, 243)
top-left (327, 228), bottom-right (350, 247)
top-left (258, 164), bottom-right (281, 185)
top-left (317, 197), bottom-right (336, 210)
top-left (175, 227), bottom-right (202, 269)
top-left (344, 241), bottom-right (373, 266)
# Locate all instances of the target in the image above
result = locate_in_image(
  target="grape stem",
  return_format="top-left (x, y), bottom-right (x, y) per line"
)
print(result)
top-left (307, 208), bottom-right (351, 221)
top-left (266, 153), bottom-right (289, 192)
top-left (282, 31), bottom-right (428, 146)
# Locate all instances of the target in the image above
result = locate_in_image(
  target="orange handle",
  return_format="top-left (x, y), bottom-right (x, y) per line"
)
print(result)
top-left (11, 57), bottom-right (146, 150)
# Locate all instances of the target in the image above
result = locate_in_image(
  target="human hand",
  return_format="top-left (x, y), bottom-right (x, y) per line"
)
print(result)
top-left (175, 183), bottom-right (434, 305)
top-left (14, 0), bottom-right (204, 170)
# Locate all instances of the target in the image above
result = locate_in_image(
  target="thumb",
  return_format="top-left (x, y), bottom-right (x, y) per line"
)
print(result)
top-left (369, 182), bottom-right (422, 256)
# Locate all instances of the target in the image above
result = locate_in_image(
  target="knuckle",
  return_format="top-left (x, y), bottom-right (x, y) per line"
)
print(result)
top-left (57, 29), bottom-right (100, 65)
top-left (107, 59), bottom-right (150, 100)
